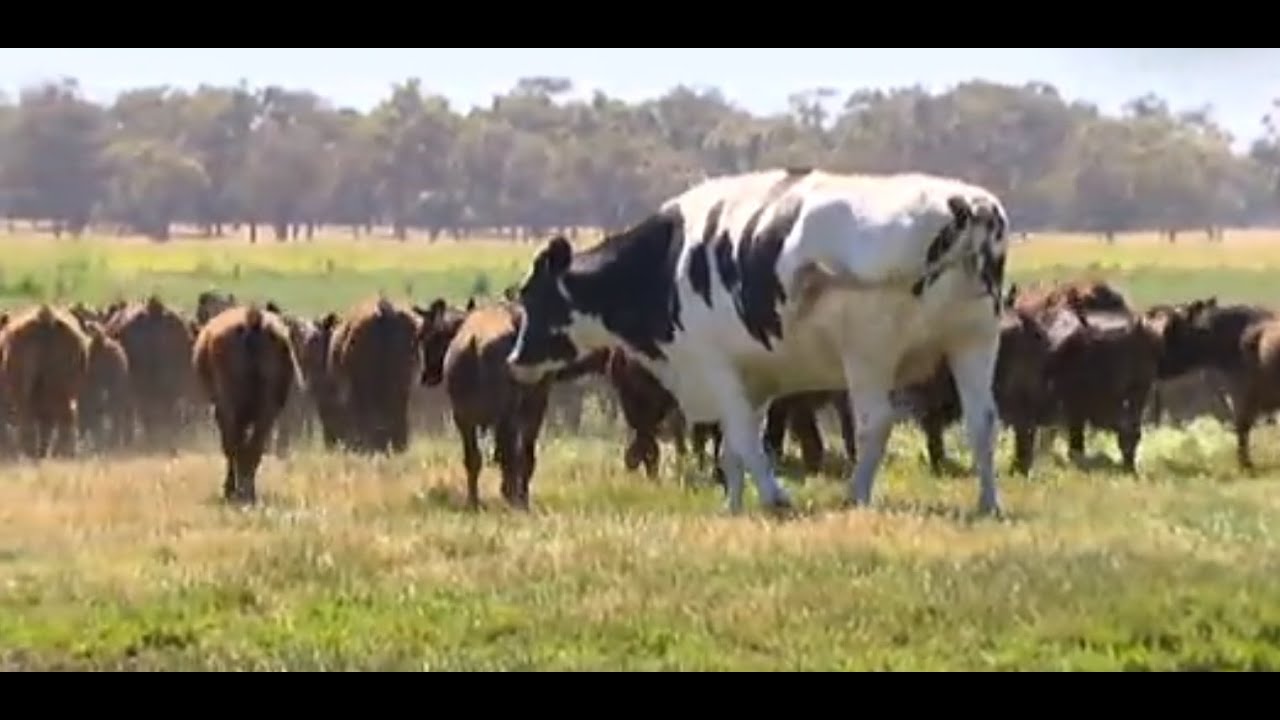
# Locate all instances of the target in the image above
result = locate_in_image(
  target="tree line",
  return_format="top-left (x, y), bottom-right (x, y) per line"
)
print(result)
top-left (1, 75), bottom-right (1278, 243)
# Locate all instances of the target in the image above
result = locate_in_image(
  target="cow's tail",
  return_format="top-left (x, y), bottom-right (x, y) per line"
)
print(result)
top-left (241, 305), bottom-right (266, 423)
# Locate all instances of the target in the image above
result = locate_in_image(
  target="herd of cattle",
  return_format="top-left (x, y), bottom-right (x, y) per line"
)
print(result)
top-left (1, 169), bottom-right (1277, 516)
top-left (0, 276), bottom-right (1265, 510)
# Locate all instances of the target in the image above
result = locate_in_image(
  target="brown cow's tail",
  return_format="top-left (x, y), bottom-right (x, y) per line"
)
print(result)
top-left (241, 305), bottom-right (266, 422)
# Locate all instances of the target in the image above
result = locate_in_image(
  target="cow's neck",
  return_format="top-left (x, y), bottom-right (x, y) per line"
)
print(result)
top-left (563, 212), bottom-right (683, 361)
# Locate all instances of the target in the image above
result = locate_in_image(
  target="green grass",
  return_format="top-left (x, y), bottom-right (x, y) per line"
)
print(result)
top-left (2, 228), bottom-right (1280, 670)
top-left (3, 420), bottom-right (1280, 671)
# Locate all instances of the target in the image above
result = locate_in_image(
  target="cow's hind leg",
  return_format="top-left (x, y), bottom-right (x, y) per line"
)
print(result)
top-left (842, 384), bottom-right (894, 508)
top-left (234, 417), bottom-right (272, 504)
top-left (52, 400), bottom-right (77, 458)
top-left (455, 415), bottom-right (484, 510)
top-left (946, 339), bottom-right (1002, 516)
top-left (214, 405), bottom-right (240, 501)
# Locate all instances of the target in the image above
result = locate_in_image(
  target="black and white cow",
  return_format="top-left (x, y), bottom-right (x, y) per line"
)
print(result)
top-left (505, 168), bottom-right (1011, 516)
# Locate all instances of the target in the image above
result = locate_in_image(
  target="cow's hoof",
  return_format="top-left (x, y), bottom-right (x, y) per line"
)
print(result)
top-left (975, 500), bottom-right (1003, 520)
top-left (762, 493), bottom-right (794, 516)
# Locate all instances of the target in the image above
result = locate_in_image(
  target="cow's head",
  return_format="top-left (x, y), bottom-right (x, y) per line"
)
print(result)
top-left (507, 236), bottom-right (592, 384)
top-left (415, 297), bottom-right (473, 387)
top-left (1146, 296), bottom-right (1226, 378)
top-left (943, 194), bottom-right (1010, 314)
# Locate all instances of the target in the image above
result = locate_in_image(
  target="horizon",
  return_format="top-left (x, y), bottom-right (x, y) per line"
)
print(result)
top-left (1, 48), bottom-right (1279, 150)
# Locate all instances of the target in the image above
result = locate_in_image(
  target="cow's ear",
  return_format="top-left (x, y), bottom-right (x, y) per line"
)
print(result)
top-left (947, 195), bottom-right (972, 225)
top-left (542, 236), bottom-right (572, 276)
top-left (503, 284), bottom-right (518, 302)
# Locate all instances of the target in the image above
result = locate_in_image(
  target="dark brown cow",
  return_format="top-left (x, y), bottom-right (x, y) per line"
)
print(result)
top-left (1149, 297), bottom-right (1280, 470)
top-left (0, 312), bottom-right (11, 456)
top-left (196, 290), bottom-right (237, 326)
top-left (1008, 277), bottom-right (1132, 319)
top-left (916, 272), bottom-right (1146, 471)
top-left (193, 304), bottom-right (299, 504)
top-left (602, 347), bottom-right (722, 482)
top-left (299, 311), bottom-right (346, 449)
top-left (105, 295), bottom-right (197, 453)
top-left (762, 391), bottom-right (855, 475)
top-left (271, 308), bottom-right (314, 456)
top-left (77, 320), bottom-right (132, 452)
top-left (1046, 308), bottom-right (1162, 472)
top-left (420, 299), bottom-right (596, 510)
top-left (908, 305), bottom-right (1054, 475)
top-left (328, 297), bottom-right (424, 454)
top-left (0, 304), bottom-right (90, 458)
top-left (605, 348), bottom-right (848, 484)
top-left (1146, 367), bottom-right (1234, 426)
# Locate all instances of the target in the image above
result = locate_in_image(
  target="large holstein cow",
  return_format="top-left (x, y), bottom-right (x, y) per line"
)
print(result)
top-left (504, 167), bottom-right (1011, 515)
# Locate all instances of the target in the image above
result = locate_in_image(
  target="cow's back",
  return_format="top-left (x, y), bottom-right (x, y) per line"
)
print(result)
top-left (443, 304), bottom-right (523, 423)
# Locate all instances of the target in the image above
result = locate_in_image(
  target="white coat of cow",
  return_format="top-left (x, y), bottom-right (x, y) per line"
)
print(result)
top-left (505, 167), bottom-right (1011, 516)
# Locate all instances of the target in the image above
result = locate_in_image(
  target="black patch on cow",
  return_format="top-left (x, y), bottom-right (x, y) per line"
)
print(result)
top-left (556, 206), bottom-right (688, 361)
top-left (913, 224), bottom-right (961, 298)
top-left (981, 209), bottom-right (1008, 316)
top-left (723, 172), bottom-right (810, 350)
top-left (713, 234), bottom-right (738, 292)
top-left (912, 195), bottom-right (974, 299)
top-left (732, 195), bottom-right (803, 350)
top-left (689, 201), bottom-right (722, 308)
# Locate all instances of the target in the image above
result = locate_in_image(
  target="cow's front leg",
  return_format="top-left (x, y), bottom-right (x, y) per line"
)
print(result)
top-left (707, 371), bottom-right (791, 514)
top-left (947, 337), bottom-right (1002, 517)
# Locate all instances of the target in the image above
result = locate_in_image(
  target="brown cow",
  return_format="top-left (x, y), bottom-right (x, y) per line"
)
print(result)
top-left (0, 312), bottom-right (11, 456)
top-left (1044, 308), bottom-right (1162, 472)
top-left (606, 348), bottom-right (847, 484)
top-left (1146, 367), bottom-right (1234, 426)
top-left (105, 295), bottom-right (197, 453)
top-left (907, 304), bottom-right (1054, 475)
top-left (271, 307), bottom-right (315, 456)
top-left (193, 304), bottom-right (299, 504)
top-left (77, 320), bottom-right (132, 452)
top-left (762, 391), bottom-right (855, 475)
top-left (328, 297), bottom-right (424, 454)
top-left (1150, 297), bottom-right (1280, 470)
top-left (1008, 277), bottom-right (1132, 319)
top-left (421, 299), bottom-right (596, 510)
top-left (299, 311), bottom-right (346, 449)
top-left (196, 290), bottom-right (237, 326)
top-left (601, 347), bottom-right (723, 483)
top-left (0, 304), bottom-right (90, 458)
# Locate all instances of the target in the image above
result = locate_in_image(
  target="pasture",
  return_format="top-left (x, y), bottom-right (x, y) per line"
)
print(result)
top-left (3, 228), bottom-right (1280, 670)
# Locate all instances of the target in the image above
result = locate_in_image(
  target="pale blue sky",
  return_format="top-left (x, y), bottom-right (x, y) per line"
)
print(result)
top-left (2, 48), bottom-right (1279, 148)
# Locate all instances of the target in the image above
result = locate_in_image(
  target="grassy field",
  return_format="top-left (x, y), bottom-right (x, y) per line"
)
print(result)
top-left (3, 228), bottom-right (1280, 671)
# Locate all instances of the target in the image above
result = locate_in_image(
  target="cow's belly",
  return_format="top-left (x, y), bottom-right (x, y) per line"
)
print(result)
top-left (657, 282), bottom-right (997, 417)
top-left (755, 286), bottom-right (995, 396)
